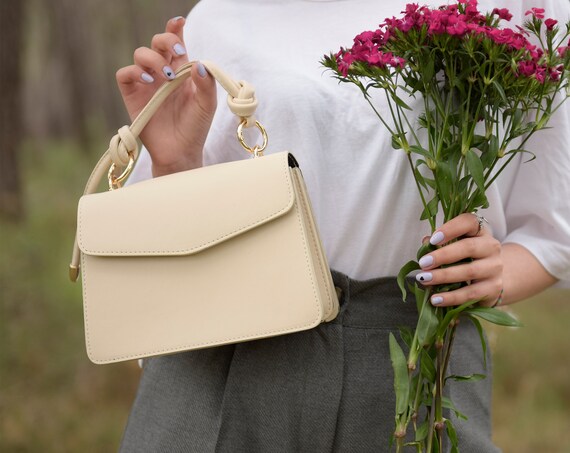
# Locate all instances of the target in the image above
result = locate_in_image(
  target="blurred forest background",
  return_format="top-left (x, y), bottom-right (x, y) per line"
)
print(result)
top-left (0, 0), bottom-right (569, 452)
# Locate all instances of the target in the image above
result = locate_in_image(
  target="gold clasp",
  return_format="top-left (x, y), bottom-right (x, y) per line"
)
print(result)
top-left (237, 120), bottom-right (268, 158)
top-left (108, 154), bottom-right (135, 190)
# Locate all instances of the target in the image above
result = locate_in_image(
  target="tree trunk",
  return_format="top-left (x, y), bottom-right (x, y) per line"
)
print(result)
top-left (0, 1), bottom-right (26, 221)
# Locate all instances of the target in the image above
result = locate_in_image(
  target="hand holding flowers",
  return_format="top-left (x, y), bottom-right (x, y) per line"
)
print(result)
top-left (323, 1), bottom-right (569, 450)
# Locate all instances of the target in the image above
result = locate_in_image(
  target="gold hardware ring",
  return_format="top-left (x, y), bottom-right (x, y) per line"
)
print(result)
top-left (108, 154), bottom-right (135, 190)
top-left (237, 120), bottom-right (268, 157)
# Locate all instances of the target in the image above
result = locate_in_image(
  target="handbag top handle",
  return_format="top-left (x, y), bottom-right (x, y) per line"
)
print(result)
top-left (69, 61), bottom-right (266, 281)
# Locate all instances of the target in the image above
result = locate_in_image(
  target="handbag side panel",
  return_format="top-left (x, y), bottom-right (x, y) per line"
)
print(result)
top-left (290, 167), bottom-right (339, 322)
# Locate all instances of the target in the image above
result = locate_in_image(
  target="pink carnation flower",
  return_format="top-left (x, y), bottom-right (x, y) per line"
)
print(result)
top-left (545, 19), bottom-right (558, 31)
top-left (525, 8), bottom-right (545, 19)
top-left (492, 8), bottom-right (513, 21)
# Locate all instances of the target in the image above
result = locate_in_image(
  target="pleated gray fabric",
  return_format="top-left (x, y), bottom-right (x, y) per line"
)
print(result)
top-left (119, 271), bottom-right (501, 453)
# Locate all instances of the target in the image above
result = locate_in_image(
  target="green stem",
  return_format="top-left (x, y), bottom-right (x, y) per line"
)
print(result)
top-left (360, 86), bottom-right (398, 137)
top-left (442, 322), bottom-right (458, 383)
top-left (407, 154), bottom-right (436, 231)
top-left (434, 340), bottom-right (445, 453)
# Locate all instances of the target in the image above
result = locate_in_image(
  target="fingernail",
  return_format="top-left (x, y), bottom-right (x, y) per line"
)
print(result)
top-left (140, 72), bottom-right (154, 84)
top-left (430, 231), bottom-right (445, 245)
top-left (416, 272), bottom-right (433, 283)
top-left (173, 43), bottom-right (186, 56)
top-left (171, 16), bottom-right (185, 22)
top-left (431, 296), bottom-right (444, 305)
top-left (163, 65), bottom-right (175, 80)
top-left (419, 255), bottom-right (434, 268)
top-left (196, 61), bottom-right (207, 78)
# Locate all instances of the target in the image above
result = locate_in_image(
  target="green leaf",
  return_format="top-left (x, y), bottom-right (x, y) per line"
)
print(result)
top-left (469, 189), bottom-right (489, 211)
top-left (389, 333), bottom-right (410, 416)
top-left (481, 135), bottom-right (499, 168)
top-left (417, 302), bottom-right (439, 347)
top-left (413, 167), bottom-right (428, 190)
top-left (399, 326), bottom-right (414, 348)
top-left (409, 145), bottom-right (432, 160)
top-left (423, 177), bottom-right (437, 189)
top-left (465, 149), bottom-right (485, 192)
top-left (442, 397), bottom-right (468, 421)
top-left (512, 108), bottom-right (524, 130)
top-left (467, 315), bottom-right (488, 369)
top-left (465, 307), bottom-right (523, 327)
top-left (391, 134), bottom-right (402, 150)
top-left (424, 56), bottom-right (435, 81)
top-left (433, 434), bottom-right (441, 451)
top-left (492, 79), bottom-right (508, 105)
top-left (414, 283), bottom-right (426, 312)
top-left (435, 160), bottom-right (455, 201)
top-left (440, 143), bottom-right (462, 160)
top-left (445, 419), bottom-right (460, 453)
top-left (393, 94), bottom-right (413, 111)
top-left (420, 349), bottom-right (436, 382)
top-left (446, 373), bottom-right (486, 383)
top-left (420, 196), bottom-right (439, 221)
top-left (510, 121), bottom-right (536, 138)
top-left (415, 420), bottom-right (429, 442)
top-left (397, 260), bottom-right (420, 302)
top-left (472, 134), bottom-right (487, 148)
top-left (436, 299), bottom-right (479, 341)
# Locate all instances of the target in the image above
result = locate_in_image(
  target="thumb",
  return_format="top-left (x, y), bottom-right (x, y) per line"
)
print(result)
top-left (191, 61), bottom-right (217, 115)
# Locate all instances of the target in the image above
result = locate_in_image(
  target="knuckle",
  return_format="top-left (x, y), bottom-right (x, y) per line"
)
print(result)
top-left (115, 67), bottom-right (127, 81)
top-left (465, 286), bottom-right (479, 301)
top-left (489, 238), bottom-right (501, 254)
top-left (492, 259), bottom-right (503, 276)
top-left (151, 34), bottom-right (163, 47)
top-left (492, 278), bottom-right (503, 293)
top-left (464, 264), bottom-right (478, 281)
top-left (465, 238), bottom-right (478, 256)
top-left (133, 47), bottom-right (147, 59)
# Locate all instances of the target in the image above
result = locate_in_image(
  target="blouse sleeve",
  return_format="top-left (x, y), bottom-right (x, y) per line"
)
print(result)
top-left (500, 0), bottom-right (570, 282)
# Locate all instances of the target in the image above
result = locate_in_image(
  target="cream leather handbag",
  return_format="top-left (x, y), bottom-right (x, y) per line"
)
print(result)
top-left (69, 61), bottom-right (339, 364)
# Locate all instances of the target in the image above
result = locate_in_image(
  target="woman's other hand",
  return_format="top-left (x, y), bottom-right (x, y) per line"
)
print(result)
top-left (415, 213), bottom-right (503, 308)
top-left (115, 16), bottom-right (217, 177)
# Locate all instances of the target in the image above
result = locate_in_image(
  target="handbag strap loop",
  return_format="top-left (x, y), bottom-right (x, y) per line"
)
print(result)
top-left (109, 125), bottom-right (139, 167)
top-left (69, 60), bottom-right (261, 281)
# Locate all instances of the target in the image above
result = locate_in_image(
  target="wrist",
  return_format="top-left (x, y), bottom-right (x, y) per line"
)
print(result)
top-left (151, 155), bottom-right (203, 177)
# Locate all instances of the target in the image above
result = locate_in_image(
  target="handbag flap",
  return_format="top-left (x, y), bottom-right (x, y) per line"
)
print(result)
top-left (78, 152), bottom-right (296, 256)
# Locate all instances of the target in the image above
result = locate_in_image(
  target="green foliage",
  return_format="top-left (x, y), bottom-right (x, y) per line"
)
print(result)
top-left (0, 141), bottom-right (139, 452)
top-left (389, 333), bottom-right (410, 416)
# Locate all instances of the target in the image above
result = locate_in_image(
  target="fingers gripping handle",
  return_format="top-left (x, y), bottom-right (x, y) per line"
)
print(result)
top-left (69, 61), bottom-right (260, 281)
top-left (104, 60), bottom-right (258, 173)
top-left (109, 60), bottom-right (258, 171)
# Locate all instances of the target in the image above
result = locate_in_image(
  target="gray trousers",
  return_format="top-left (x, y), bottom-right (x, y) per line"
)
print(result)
top-left (120, 271), bottom-right (500, 452)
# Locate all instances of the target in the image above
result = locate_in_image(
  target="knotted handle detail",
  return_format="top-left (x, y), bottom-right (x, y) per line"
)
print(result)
top-left (69, 61), bottom-right (260, 281)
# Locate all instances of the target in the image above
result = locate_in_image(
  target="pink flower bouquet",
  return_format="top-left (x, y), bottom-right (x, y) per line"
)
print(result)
top-left (323, 1), bottom-right (569, 451)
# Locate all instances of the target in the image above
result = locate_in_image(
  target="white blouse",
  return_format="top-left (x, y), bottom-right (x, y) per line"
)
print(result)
top-left (129, 0), bottom-right (570, 283)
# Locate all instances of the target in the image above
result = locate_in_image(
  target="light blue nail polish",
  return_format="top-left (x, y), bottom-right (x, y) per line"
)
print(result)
top-left (173, 43), bottom-right (187, 56)
top-left (419, 255), bottom-right (434, 268)
top-left (430, 231), bottom-right (445, 245)
top-left (196, 62), bottom-right (207, 78)
top-left (431, 296), bottom-right (444, 305)
top-left (163, 66), bottom-right (175, 80)
top-left (140, 72), bottom-right (154, 83)
top-left (172, 16), bottom-right (185, 21)
top-left (416, 272), bottom-right (433, 283)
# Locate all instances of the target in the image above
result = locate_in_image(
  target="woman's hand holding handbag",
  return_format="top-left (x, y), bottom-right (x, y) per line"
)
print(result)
top-left (68, 56), bottom-right (339, 364)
